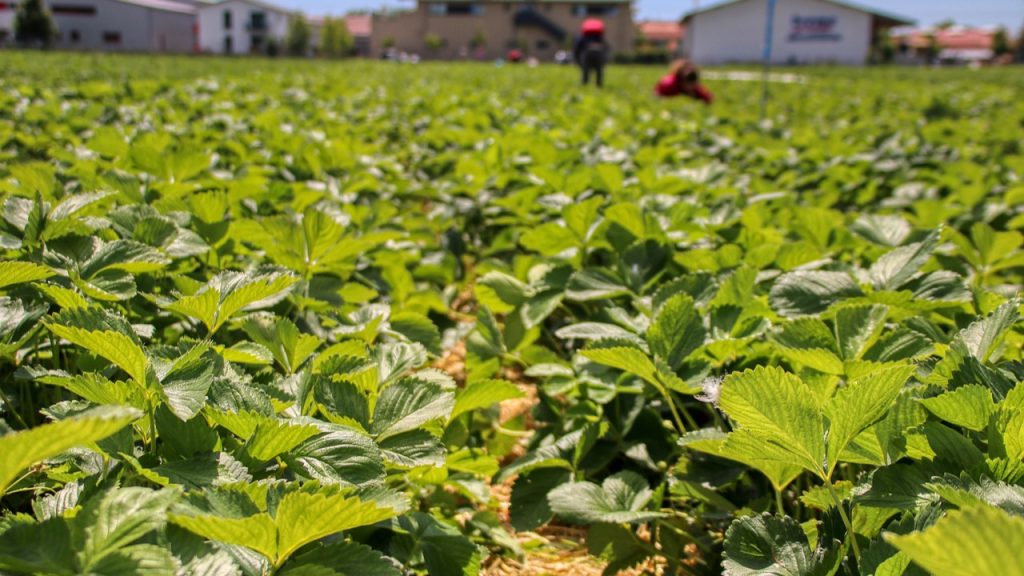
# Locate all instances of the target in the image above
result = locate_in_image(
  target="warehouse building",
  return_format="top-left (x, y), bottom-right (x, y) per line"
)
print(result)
top-left (682, 0), bottom-right (913, 65)
top-left (371, 0), bottom-right (634, 61)
top-left (0, 0), bottom-right (196, 51)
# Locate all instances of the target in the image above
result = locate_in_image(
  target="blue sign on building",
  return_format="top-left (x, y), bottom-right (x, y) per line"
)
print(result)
top-left (789, 15), bottom-right (841, 41)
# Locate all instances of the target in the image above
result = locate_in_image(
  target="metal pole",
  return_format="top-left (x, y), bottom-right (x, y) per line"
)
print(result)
top-left (760, 0), bottom-right (777, 121)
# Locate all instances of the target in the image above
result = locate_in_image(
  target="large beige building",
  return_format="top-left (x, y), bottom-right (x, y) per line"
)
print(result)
top-left (372, 0), bottom-right (634, 61)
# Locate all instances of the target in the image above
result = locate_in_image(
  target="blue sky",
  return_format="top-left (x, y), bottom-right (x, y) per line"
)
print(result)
top-left (285, 0), bottom-right (1024, 27)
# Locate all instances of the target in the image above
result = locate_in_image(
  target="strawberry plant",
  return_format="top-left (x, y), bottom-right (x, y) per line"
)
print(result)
top-left (1, 52), bottom-right (1023, 575)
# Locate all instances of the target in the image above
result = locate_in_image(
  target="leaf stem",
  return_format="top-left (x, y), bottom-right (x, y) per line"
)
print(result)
top-left (662, 392), bottom-right (688, 434)
top-left (673, 396), bottom-right (699, 430)
top-left (494, 424), bottom-right (533, 437)
top-left (774, 486), bottom-right (784, 516)
top-left (826, 478), bottom-right (860, 565)
top-left (0, 387), bottom-right (28, 429)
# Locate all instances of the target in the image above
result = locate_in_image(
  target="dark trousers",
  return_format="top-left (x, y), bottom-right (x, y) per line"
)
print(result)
top-left (581, 63), bottom-right (604, 87)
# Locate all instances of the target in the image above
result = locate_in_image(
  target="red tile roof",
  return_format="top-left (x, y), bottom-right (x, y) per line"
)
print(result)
top-left (897, 27), bottom-right (994, 50)
top-left (638, 20), bottom-right (684, 42)
top-left (345, 14), bottom-right (372, 38)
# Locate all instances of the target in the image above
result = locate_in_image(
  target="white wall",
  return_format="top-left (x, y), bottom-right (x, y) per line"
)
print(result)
top-left (198, 0), bottom-right (289, 54)
top-left (0, 0), bottom-right (193, 51)
top-left (686, 0), bottom-right (872, 65)
top-left (150, 9), bottom-right (195, 52)
top-left (0, 7), bottom-right (14, 45)
top-left (49, 0), bottom-right (194, 52)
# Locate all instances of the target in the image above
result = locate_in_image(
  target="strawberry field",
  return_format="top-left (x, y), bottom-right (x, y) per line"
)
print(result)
top-left (1, 52), bottom-right (1023, 576)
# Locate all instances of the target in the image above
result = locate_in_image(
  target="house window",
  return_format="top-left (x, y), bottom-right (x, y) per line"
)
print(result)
top-left (224, 35), bottom-right (233, 53)
top-left (103, 31), bottom-right (121, 44)
top-left (573, 4), bottom-right (617, 17)
top-left (449, 3), bottom-right (483, 15)
top-left (50, 4), bottom-right (96, 15)
top-left (429, 3), bottom-right (484, 15)
top-left (250, 11), bottom-right (266, 31)
top-left (70, 29), bottom-right (81, 42)
top-left (223, 9), bottom-right (232, 29)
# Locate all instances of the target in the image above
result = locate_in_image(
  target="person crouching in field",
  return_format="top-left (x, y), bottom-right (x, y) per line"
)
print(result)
top-left (575, 19), bottom-right (609, 88)
top-left (656, 59), bottom-right (714, 104)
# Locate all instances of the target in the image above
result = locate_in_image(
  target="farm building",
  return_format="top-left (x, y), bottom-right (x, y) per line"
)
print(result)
top-left (893, 26), bottom-right (998, 65)
top-left (197, 0), bottom-right (289, 54)
top-left (0, 0), bottom-right (196, 51)
top-left (681, 0), bottom-right (913, 65)
top-left (370, 0), bottom-right (634, 61)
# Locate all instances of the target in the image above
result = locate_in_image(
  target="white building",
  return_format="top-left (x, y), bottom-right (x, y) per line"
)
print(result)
top-left (1, 0), bottom-right (195, 50)
top-left (197, 0), bottom-right (289, 54)
top-left (682, 0), bottom-right (913, 65)
top-left (0, 4), bottom-right (14, 45)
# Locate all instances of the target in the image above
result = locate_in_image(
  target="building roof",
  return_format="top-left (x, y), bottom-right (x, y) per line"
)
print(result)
top-left (0, 0), bottom-right (196, 12)
top-left (896, 26), bottom-right (994, 50)
top-left (196, 0), bottom-right (292, 15)
top-left (637, 20), bottom-right (683, 41)
top-left (416, 0), bottom-right (627, 3)
top-left (682, 0), bottom-right (914, 27)
top-left (116, 0), bottom-right (195, 14)
top-left (346, 14), bottom-right (372, 37)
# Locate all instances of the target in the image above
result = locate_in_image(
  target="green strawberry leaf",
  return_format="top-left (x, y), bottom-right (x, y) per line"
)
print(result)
top-left (548, 471), bottom-right (666, 524)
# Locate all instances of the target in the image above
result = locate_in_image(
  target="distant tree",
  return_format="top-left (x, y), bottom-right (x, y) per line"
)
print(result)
top-left (383, 36), bottom-right (396, 50)
top-left (634, 31), bottom-right (651, 51)
top-left (424, 33), bottom-right (444, 52)
top-left (286, 13), bottom-right (311, 57)
top-left (1017, 24), bottom-right (1024, 61)
top-left (320, 17), bottom-right (353, 58)
top-left (872, 29), bottom-right (895, 64)
top-left (992, 26), bottom-right (1010, 56)
top-left (266, 37), bottom-right (279, 57)
top-left (924, 32), bottom-right (941, 63)
top-left (14, 0), bottom-right (57, 48)
top-left (935, 19), bottom-right (955, 30)
top-left (469, 29), bottom-right (486, 50)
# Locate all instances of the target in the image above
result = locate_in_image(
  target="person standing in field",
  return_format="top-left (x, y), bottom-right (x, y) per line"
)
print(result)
top-left (575, 18), bottom-right (609, 88)
top-left (655, 59), bottom-right (714, 104)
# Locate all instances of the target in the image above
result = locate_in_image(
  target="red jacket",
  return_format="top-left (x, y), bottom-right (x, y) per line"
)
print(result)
top-left (655, 73), bottom-right (713, 104)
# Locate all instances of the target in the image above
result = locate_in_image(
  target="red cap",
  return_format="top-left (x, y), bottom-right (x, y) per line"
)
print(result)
top-left (581, 18), bottom-right (605, 34)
